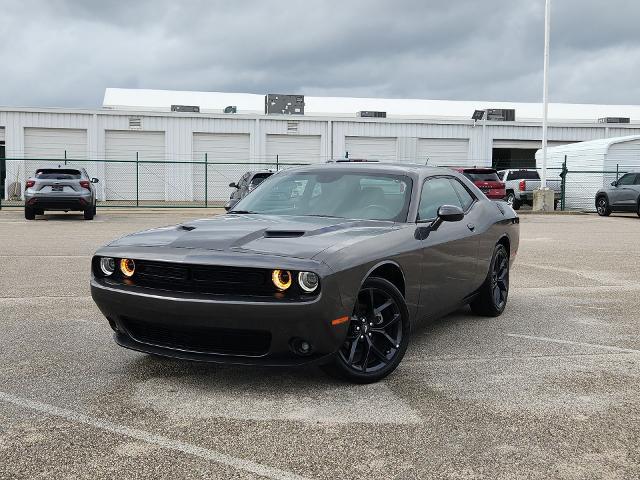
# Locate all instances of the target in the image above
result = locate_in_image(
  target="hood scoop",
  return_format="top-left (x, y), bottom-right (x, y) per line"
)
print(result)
top-left (263, 230), bottom-right (305, 238)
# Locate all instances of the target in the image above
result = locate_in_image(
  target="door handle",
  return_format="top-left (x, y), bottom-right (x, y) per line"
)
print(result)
top-left (467, 223), bottom-right (476, 231)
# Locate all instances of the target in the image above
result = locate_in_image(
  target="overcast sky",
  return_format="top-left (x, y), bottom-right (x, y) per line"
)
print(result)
top-left (2, 0), bottom-right (639, 108)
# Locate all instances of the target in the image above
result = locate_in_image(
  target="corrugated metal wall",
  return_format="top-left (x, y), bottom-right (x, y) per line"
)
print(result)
top-left (3, 107), bottom-right (640, 201)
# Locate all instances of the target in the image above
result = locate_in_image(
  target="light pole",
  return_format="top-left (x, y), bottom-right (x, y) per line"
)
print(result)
top-left (541, 0), bottom-right (550, 188)
top-left (534, 0), bottom-right (553, 210)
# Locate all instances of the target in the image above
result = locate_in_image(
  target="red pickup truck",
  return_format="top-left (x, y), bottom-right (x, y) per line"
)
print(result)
top-left (452, 167), bottom-right (506, 200)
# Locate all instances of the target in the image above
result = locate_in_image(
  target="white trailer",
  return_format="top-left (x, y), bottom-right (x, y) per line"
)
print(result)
top-left (535, 135), bottom-right (640, 211)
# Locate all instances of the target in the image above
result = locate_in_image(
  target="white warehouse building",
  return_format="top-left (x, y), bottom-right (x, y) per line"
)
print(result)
top-left (2, 88), bottom-right (640, 203)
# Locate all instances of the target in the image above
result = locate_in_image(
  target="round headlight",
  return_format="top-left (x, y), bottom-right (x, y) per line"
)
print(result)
top-left (298, 271), bottom-right (319, 292)
top-left (272, 269), bottom-right (292, 291)
top-left (99, 257), bottom-right (115, 276)
top-left (120, 258), bottom-right (136, 278)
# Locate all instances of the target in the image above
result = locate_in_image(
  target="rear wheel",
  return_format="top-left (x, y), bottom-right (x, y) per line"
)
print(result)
top-left (321, 277), bottom-right (410, 383)
top-left (596, 196), bottom-right (611, 216)
top-left (470, 244), bottom-right (509, 317)
top-left (506, 192), bottom-right (520, 210)
top-left (83, 206), bottom-right (95, 220)
top-left (24, 206), bottom-right (35, 220)
top-left (637, 201), bottom-right (640, 218)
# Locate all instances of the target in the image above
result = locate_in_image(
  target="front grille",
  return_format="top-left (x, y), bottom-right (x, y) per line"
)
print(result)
top-left (123, 317), bottom-right (271, 356)
top-left (133, 261), bottom-right (273, 296)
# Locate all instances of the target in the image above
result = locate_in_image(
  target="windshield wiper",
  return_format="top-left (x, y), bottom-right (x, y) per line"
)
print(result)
top-left (229, 210), bottom-right (259, 214)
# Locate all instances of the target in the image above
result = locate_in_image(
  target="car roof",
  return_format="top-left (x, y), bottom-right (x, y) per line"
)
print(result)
top-left (284, 162), bottom-right (453, 177)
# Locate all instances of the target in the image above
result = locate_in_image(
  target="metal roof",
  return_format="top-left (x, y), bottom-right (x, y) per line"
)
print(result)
top-left (103, 87), bottom-right (640, 122)
top-left (543, 135), bottom-right (640, 154)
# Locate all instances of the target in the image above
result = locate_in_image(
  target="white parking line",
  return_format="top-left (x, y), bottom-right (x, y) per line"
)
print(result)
top-left (505, 333), bottom-right (640, 354)
top-left (0, 391), bottom-right (310, 480)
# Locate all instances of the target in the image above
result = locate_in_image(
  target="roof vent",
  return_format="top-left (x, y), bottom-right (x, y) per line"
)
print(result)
top-left (128, 117), bottom-right (142, 130)
top-left (486, 109), bottom-right (515, 121)
top-left (171, 105), bottom-right (200, 113)
top-left (265, 94), bottom-right (305, 115)
top-left (598, 117), bottom-right (630, 124)
top-left (358, 111), bottom-right (386, 118)
top-left (287, 121), bottom-right (299, 133)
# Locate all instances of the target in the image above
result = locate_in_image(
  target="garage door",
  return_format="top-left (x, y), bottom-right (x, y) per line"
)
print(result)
top-left (266, 134), bottom-right (321, 164)
top-left (193, 133), bottom-right (250, 202)
top-left (345, 137), bottom-right (397, 161)
top-left (24, 128), bottom-right (89, 175)
top-left (417, 138), bottom-right (469, 167)
top-left (104, 131), bottom-right (165, 202)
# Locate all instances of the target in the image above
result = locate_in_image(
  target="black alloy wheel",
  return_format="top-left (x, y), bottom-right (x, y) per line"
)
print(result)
top-left (470, 244), bottom-right (509, 317)
top-left (596, 196), bottom-right (611, 216)
top-left (322, 276), bottom-right (410, 383)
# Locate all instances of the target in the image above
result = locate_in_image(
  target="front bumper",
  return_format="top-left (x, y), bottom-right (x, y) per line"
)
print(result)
top-left (90, 274), bottom-right (350, 366)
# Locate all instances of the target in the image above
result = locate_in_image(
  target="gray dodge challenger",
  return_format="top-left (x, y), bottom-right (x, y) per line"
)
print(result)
top-left (91, 162), bottom-right (519, 383)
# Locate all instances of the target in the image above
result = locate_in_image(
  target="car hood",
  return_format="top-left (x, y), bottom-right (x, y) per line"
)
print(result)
top-left (105, 213), bottom-right (401, 260)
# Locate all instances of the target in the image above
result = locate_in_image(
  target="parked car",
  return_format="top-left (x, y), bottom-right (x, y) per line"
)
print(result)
top-left (91, 163), bottom-right (519, 383)
top-left (595, 171), bottom-right (640, 217)
top-left (453, 168), bottom-right (505, 200)
top-left (497, 169), bottom-right (561, 210)
top-left (224, 170), bottom-right (274, 211)
top-left (24, 166), bottom-right (99, 220)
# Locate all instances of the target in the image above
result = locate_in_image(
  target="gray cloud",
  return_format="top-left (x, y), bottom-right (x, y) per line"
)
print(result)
top-left (1, 0), bottom-right (639, 108)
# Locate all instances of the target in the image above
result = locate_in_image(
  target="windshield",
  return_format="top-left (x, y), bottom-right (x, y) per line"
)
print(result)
top-left (507, 170), bottom-right (540, 180)
top-left (463, 170), bottom-right (500, 182)
top-left (231, 170), bottom-right (412, 222)
top-left (35, 169), bottom-right (82, 180)
top-left (249, 173), bottom-right (272, 187)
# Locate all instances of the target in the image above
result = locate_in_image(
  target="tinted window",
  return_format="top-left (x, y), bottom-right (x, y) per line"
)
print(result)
top-left (463, 170), bottom-right (500, 182)
top-left (232, 171), bottom-right (412, 222)
top-left (451, 179), bottom-right (474, 210)
top-left (249, 173), bottom-right (272, 187)
top-left (418, 177), bottom-right (462, 221)
top-left (35, 169), bottom-right (81, 180)
top-left (617, 173), bottom-right (636, 186)
top-left (507, 170), bottom-right (540, 181)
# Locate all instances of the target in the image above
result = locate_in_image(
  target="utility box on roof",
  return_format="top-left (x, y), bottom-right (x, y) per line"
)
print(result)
top-left (265, 94), bottom-right (305, 115)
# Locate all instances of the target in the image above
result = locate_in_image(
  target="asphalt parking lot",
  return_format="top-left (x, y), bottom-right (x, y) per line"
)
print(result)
top-left (1, 208), bottom-right (639, 479)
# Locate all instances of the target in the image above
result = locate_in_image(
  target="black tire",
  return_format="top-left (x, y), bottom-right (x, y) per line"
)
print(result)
top-left (470, 244), bottom-right (510, 317)
top-left (321, 276), bottom-right (410, 384)
top-left (24, 206), bottom-right (35, 220)
top-left (596, 196), bottom-right (611, 216)
top-left (83, 207), bottom-right (95, 220)
top-left (506, 192), bottom-right (520, 210)
top-left (637, 201), bottom-right (640, 218)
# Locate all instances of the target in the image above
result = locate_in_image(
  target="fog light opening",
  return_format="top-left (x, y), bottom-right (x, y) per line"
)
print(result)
top-left (290, 338), bottom-right (313, 356)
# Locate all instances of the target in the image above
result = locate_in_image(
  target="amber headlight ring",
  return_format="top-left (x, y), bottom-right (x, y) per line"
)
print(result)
top-left (120, 258), bottom-right (136, 278)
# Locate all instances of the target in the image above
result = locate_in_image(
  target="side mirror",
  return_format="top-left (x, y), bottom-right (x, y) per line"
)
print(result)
top-left (415, 205), bottom-right (464, 239)
top-left (437, 204), bottom-right (465, 222)
top-left (229, 182), bottom-right (237, 188)
top-left (611, 181), bottom-right (618, 187)
top-left (91, 177), bottom-right (99, 184)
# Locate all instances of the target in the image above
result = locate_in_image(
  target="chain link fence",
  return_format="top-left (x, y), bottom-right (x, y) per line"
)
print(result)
top-left (0, 157), bottom-right (308, 209)
top-left (1, 157), bottom-right (637, 212)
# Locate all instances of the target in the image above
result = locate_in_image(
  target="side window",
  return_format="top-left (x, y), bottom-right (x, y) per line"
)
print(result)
top-left (451, 179), bottom-right (474, 210)
top-left (617, 173), bottom-right (635, 186)
top-left (635, 174), bottom-right (640, 185)
top-left (418, 177), bottom-right (462, 221)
